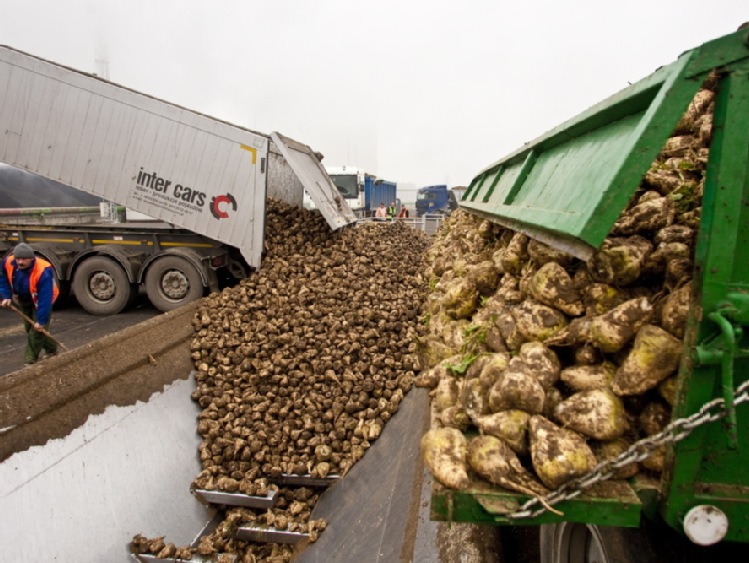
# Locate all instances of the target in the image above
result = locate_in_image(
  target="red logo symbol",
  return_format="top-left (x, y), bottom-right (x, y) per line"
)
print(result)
top-left (210, 193), bottom-right (237, 219)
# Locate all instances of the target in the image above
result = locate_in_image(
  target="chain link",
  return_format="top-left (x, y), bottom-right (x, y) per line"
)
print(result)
top-left (506, 378), bottom-right (749, 520)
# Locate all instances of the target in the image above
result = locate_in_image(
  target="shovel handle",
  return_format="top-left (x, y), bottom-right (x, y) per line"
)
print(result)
top-left (6, 303), bottom-right (68, 351)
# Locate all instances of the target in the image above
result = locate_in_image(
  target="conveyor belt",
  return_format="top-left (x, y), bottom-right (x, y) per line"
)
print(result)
top-left (296, 388), bottom-right (431, 562)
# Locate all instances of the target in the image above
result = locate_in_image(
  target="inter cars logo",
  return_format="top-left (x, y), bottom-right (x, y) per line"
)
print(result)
top-left (210, 193), bottom-right (238, 219)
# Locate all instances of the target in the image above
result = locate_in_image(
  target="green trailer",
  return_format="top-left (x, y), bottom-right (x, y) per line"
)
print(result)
top-left (429, 24), bottom-right (749, 561)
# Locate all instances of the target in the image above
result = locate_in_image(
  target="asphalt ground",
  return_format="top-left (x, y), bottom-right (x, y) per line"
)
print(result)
top-left (0, 291), bottom-right (162, 376)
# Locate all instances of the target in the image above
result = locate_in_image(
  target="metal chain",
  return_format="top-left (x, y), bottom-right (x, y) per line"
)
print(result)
top-left (507, 378), bottom-right (749, 520)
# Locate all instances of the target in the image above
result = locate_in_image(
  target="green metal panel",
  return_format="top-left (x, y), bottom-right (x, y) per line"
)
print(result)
top-left (431, 479), bottom-right (642, 527)
top-left (660, 66), bottom-right (749, 543)
top-left (462, 26), bottom-right (749, 260)
top-left (445, 26), bottom-right (749, 536)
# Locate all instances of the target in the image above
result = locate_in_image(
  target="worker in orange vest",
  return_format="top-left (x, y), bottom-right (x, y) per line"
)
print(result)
top-left (0, 243), bottom-right (60, 365)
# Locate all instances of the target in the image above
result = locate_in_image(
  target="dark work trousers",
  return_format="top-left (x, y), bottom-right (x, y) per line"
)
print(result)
top-left (18, 299), bottom-right (56, 364)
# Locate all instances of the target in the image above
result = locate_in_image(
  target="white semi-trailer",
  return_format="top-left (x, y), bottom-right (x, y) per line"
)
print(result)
top-left (0, 45), bottom-right (355, 314)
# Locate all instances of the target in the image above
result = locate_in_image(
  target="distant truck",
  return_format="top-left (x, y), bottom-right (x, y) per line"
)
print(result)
top-left (324, 166), bottom-right (363, 203)
top-left (326, 166), bottom-right (397, 217)
top-left (0, 45), bottom-right (355, 315)
top-left (415, 185), bottom-right (467, 217)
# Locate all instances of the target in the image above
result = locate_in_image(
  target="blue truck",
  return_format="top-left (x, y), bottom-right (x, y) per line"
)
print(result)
top-left (326, 166), bottom-right (397, 217)
top-left (415, 185), bottom-right (467, 217)
top-left (365, 177), bottom-right (398, 217)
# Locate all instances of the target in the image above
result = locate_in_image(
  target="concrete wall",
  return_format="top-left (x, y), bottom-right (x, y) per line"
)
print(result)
top-left (0, 300), bottom-right (211, 561)
top-left (0, 376), bottom-right (213, 562)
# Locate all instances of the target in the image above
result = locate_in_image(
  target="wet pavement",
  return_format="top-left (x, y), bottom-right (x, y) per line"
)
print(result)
top-left (0, 292), bottom-right (162, 376)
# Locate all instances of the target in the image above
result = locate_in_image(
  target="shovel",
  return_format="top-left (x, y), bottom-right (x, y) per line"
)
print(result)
top-left (7, 303), bottom-right (69, 351)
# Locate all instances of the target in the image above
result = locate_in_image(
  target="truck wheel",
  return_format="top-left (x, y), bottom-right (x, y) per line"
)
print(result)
top-left (72, 256), bottom-right (133, 316)
top-left (145, 256), bottom-right (204, 312)
top-left (540, 523), bottom-right (614, 563)
top-left (541, 519), bottom-right (749, 562)
top-left (539, 522), bottom-right (668, 563)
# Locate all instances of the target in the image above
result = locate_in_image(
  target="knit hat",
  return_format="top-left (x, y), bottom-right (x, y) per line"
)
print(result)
top-left (12, 243), bottom-right (35, 259)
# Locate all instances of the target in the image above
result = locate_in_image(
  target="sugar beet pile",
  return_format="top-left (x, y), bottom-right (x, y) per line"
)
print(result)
top-left (131, 77), bottom-right (714, 557)
top-left (132, 205), bottom-right (430, 561)
top-left (418, 80), bottom-right (715, 500)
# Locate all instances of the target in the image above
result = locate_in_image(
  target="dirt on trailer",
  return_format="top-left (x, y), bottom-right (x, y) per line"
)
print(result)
top-left (0, 301), bottom-right (198, 462)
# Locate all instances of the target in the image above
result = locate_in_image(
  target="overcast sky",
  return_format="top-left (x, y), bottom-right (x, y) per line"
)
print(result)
top-left (1, 1), bottom-right (747, 192)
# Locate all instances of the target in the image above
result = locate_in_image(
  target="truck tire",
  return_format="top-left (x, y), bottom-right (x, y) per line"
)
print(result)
top-left (542, 522), bottom-right (666, 563)
top-left (539, 520), bottom-right (705, 563)
top-left (540, 520), bottom-right (746, 562)
top-left (72, 256), bottom-right (134, 316)
top-left (145, 255), bottom-right (204, 312)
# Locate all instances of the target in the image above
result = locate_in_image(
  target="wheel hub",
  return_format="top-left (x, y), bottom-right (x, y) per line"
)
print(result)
top-left (161, 270), bottom-right (189, 300)
top-left (89, 272), bottom-right (116, 301)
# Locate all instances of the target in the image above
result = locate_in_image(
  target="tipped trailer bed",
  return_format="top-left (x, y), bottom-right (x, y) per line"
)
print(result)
top-left (0, 45), bottom-right (355, 315)
top-left (432, 24), bottom-right (749, 562)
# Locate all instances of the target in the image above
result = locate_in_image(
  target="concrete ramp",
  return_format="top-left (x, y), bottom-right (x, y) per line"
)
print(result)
top-left (299, 387), bottom-right (504, 563)
top-left (298, 388), bottom-right (432, 562)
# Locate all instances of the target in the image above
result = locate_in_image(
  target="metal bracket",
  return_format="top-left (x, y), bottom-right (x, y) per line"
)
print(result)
top-left (193, 488), bottom-right (278, 509)
top-left (691, 297), bottom-right (749, 448)
top-left (234, 525), bottom-right (309, 544)
top-left (130, 512), bottom-right (235, 562)
top-left (134, 555), bottom-right (236, 563)
top-left (270, 473), bottom-right (340, 488)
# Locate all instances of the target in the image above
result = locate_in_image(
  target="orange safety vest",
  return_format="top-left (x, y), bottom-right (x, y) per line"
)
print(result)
top-left (4, 256), bottom-right (59, 307)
